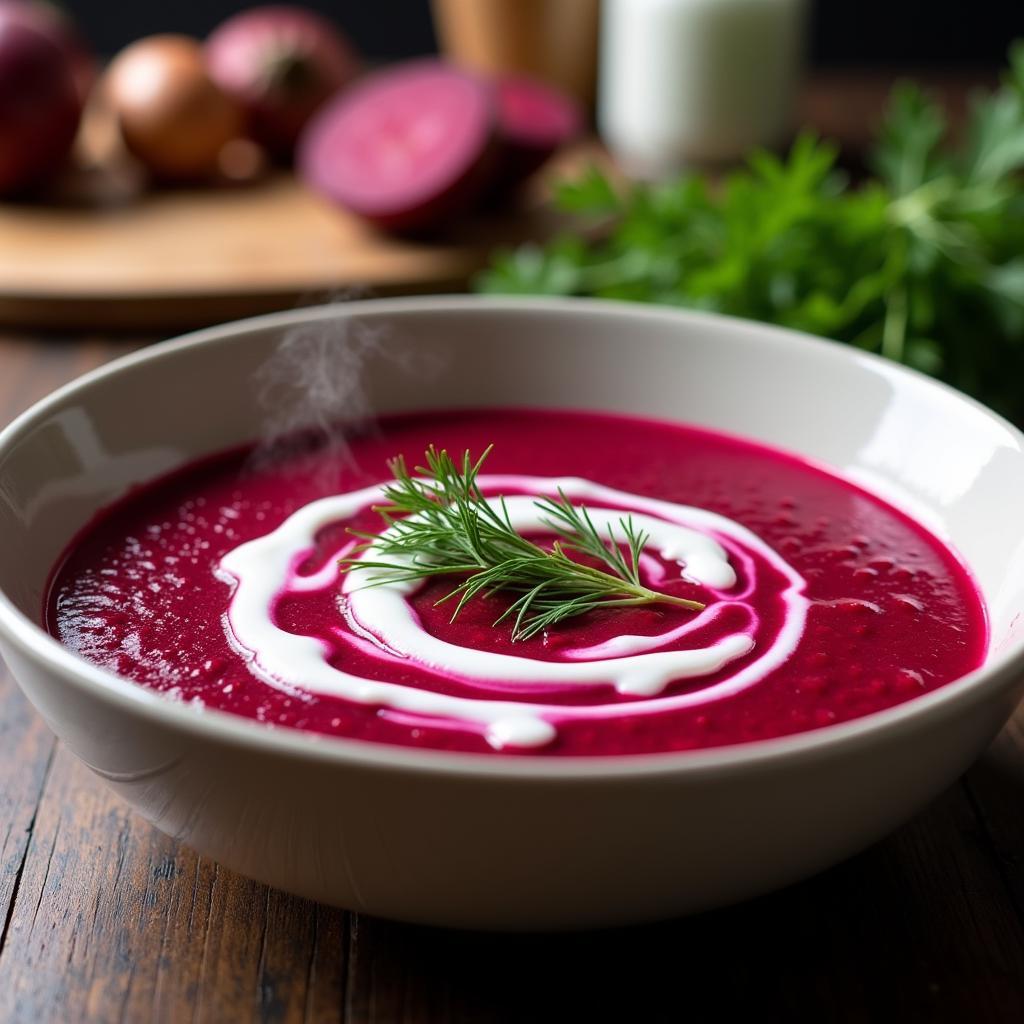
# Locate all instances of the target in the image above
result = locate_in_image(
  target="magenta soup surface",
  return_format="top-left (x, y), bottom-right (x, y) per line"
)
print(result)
top-left (47, 408), bottom-right (988, 757)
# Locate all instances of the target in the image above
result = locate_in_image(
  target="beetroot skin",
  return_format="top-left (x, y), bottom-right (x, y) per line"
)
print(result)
top-left (206, 5), bottom-right (360, 159)
top-left (0, 12), bottom-right (80, 195)
top-left (298, 59), bottom-right (497, 234)
top-left (0, 0), bottom-right (94, 101)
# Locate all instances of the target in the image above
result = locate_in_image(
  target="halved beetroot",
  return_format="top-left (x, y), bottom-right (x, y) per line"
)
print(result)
top-left (298, 59), bottom-right (496, 234)
top-left (495, 74), bottom-right (582, 188)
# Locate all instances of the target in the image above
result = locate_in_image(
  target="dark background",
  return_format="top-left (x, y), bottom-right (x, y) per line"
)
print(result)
top-left (65, 0), bottom-right (1023, 67)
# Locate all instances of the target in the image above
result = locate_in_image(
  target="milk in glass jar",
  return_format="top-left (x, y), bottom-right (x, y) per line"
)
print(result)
top-left (599, 0), bottom-right (808, 178)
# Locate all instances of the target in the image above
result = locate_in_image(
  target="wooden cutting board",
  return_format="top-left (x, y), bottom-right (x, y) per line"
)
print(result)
top-left (0, 166), bottom-right (575, 331)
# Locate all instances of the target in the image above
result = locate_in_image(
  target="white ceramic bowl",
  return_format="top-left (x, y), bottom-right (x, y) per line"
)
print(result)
top-left (2, 297), bottom-right (1024, 931)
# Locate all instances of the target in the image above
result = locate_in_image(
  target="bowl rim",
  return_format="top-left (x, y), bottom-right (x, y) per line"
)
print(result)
top-left (2, 294), bottom-right (1023, 781)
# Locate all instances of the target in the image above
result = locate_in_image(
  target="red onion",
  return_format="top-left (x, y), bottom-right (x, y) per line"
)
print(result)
top-left (206, 5), bottom-right (360, 159)
top-left (0, 10), bottom-right (80, 196)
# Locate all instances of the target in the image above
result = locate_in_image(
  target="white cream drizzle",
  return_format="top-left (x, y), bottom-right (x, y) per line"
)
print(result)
top-left (218, 476), bottom-right (808, 749)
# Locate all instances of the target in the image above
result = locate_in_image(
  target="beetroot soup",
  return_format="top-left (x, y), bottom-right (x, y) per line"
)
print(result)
top-left (48, 409), bottom-right (987, 756)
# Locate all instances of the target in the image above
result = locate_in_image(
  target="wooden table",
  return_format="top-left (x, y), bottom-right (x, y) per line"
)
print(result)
top-left (3, 335), bottom-right (1024, 1023)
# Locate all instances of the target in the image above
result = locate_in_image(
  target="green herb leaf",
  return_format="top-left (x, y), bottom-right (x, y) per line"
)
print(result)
top-left (872, 83), bottom-right (948, 196)
top-left (477, 40), bottom-right (1024, 424)
top-left (554, 163), bottom-right (623, 216)
top-left (341, 447), bottom-right (704, 641)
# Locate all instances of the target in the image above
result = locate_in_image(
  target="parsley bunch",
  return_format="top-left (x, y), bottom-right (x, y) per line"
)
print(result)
top-left (478, 44), bottom-right (1024, 422)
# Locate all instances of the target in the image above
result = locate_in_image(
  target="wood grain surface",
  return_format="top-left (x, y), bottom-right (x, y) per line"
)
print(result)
top-left (0, 174), bottom-right (569, 332)
top-left (3, 332), bottom-right (1024, 1023)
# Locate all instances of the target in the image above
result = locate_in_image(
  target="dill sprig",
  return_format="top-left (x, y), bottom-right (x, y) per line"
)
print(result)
top-left (340, 446), bottom-right (705, 641)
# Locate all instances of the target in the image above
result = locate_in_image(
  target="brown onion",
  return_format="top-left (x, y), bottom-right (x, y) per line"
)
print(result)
top-left (105, 34), bottom-right (242, 182)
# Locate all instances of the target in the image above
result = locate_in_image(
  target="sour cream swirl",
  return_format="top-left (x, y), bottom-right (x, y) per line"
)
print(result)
top-left (218, 476), bottom-right (808, 749)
